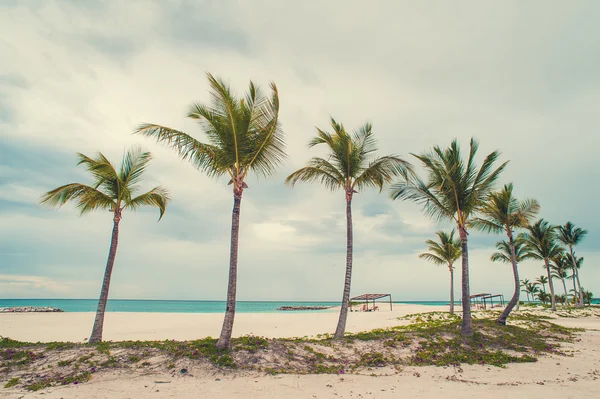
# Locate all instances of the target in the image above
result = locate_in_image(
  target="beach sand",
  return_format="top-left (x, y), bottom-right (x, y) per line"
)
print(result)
top-left (0, 305), bottom-right (447, 342)
top-left (1, 306), bottom-right (599, 399)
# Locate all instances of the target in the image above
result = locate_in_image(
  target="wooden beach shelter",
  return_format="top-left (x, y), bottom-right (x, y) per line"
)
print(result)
top-left (470, 293), bottom-right (505, 310)
top-left (350, 293), bottom-right (393, 311)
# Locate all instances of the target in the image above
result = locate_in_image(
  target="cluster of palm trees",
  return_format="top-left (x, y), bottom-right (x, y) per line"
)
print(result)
top-left (41, 74), bottom-right (592, 346)
top-left (420, 216), bottom-right (591, 324)
top-left (519, 243), bottom-right (593, 307)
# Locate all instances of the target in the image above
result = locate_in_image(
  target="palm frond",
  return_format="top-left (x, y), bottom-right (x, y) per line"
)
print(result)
top-left (40, 183), bottom-right (116, 215)
top-left (135, 123), bottom-right (226, 177)
top-left (285, 158), bottom-right (344, 191)
top-left (125, 186), bottom-right (170, 220)
top-left (353, 156), bottom-right (411, 192)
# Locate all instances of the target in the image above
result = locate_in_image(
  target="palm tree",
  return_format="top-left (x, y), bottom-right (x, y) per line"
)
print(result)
top-left (557, 222), bottom-right (588, 308)
top-left (136, 74), bottom-right (284, 348)
top-left (521, 219), bottom-right (563, 311)
top-left (286, 118), bottom-right (410, 339)
top-left (536, 275), bottom-right (548, 293)
top-left (520, 278), bottom-right (532, 302)
top-left (536, 291), bottom-right (551, 305)
top-left (551, 253), bottom-right (571, 301)
top-left (418, 230), bottom-right (462, 315)
top-left (391, 138), bottom-right (507, 336)
top-left (40, 148), bottom-right (169, 343)
top-left (582, 290), bottom-right (594, 306)
top-left (471, 183), bottom-right (539, 325)
top-left (524, 283), bottom-right (540, 302)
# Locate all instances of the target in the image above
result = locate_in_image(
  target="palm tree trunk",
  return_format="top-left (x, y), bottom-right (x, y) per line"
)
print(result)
top-left (458, 226), bottom-right (473, 336)
top-left (448, 265), bottom-right (454, 315)
top-left (497, 233), bottom-right (519, 325)
top-left (562, 278), bottom-right (568, 298)
top-left (216, 190), bottom-right (243, 349)
top-left (334, 193), bottom-right (353, 339)
top-left (572, 276), bottom-right (577, 305)
top-left (89, 209), bottom-right (121, 344)
top-left (569, 247), bottom-right (584, 308)
top-left (545, 259), bottom-right (556, 311)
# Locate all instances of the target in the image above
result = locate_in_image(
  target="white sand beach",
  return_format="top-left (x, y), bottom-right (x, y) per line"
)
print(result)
top-left (0, 305), bottom-right (446, 342)
top-left (1, 306), bottom-right (599, 399)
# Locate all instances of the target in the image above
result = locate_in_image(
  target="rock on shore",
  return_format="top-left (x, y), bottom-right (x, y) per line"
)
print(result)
top-left (0, 306), bottom-right (64, 313)
top-left (277, 306), bottom-right (332, 311)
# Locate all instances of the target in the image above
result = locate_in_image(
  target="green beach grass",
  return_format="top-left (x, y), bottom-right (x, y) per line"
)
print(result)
top-left (2, 308), bottom-right (595, 392)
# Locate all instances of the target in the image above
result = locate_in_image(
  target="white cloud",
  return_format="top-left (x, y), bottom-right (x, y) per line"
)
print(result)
top-left (0, 0), bottom-right (599, 301)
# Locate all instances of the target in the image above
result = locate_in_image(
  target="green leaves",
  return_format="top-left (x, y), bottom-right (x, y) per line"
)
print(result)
top-left (391, 138), bottom-right (507, 227)
top-left (40, 148), bottom-right (170, 220)
top-left (471, 183), bottom-right (540, 235)
top-left (136, 73), bottom-right (285, 189)
top-left (521, 219), bottom-right (563, 261)
top-left (557, 222), bottom-right (588, 248)
top-left (287, 118), bottom-right (411, 194)
top-left (419, 230), bottom-right (462, 267)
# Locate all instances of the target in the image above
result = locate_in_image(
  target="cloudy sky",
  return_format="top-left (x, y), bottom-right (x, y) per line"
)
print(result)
top-left (1, 1), bottom-right (598, 302)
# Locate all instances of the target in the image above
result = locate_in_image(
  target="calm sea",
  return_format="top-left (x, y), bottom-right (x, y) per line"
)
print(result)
top-left (0, 299), bottom-right (451, 313)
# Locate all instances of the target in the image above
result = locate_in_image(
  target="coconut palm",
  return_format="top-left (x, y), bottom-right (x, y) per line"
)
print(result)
top-left (537, 291), bottom-right (551, 305)
top-left (566, 255), bottom-right (584, 304)
top-left (551, 253), bottom-right (571, 301)
top-left (557, 222), bottom-right (588, 307)
top-left (286, 118), bottom-right (410, 339)
top-left (491, 238), bottom-right (527, 264)
top-left (524, 283), bottom-right (540, 302)
top-left (136, 74), bottom-right (284, 348)
top-left (40, 148), bottom-right (169, 343)
top-left (521, 219), bottom-right (563, 311)
top-left (471, 183), bottom-right (539, 325)
top-left (419, 230), bottom-right (462, 315)
top-left (391, 138), bottom-right (507, 335)
top-left (536, 275), bottom-right (548, 294)
top-left (582, 290), bottom-right (594, 306)
top-left (519, 278), bottom-right (532, 302)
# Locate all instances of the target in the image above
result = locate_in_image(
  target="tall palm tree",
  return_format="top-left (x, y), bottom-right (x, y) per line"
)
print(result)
top-left (136, 73), bottom-right (284, 348)
top-left (286, 118), bottom-right (410, 339)
top-left (551, 253), bottom-right (571, 300)
top-left (391, 138), bottom-right (507, 336)
top-left (557, 222), bottom-right (588, 308)
top-left (521, 219), bottom-right (563, 311)
top-left (418, 230), bottom-right (462, 315)
top-left (471, 183), bottom-right (539, 325)
top-left (40, 148), bottom-right (169, 343)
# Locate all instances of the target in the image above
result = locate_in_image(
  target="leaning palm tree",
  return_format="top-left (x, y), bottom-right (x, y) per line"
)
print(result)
top-left (40, 148), bottom-right (169, 343)
top-left (536, 275), bottom-right (548, 294)
top-left (557, 222), bottom-right (588, 308)
top-left (391, 138), bottom-right (507, 336)
top-left (136, 73), bottom-right (284, 348)
top-left (471, 183), bottom-right (539, 325)
top-left (419, 230), bottom-right (462, 315)
top-left (521, 219), bottom-right (563, 311)
top-left (286, 118), bottom-right (410, 339)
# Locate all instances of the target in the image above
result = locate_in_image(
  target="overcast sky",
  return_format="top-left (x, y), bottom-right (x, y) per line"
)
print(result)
top-left (1, 1), bottom-right (599, 302)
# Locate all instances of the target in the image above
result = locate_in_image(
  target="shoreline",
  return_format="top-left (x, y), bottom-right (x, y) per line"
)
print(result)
top-left (0, 304), bottom-right (449, 343)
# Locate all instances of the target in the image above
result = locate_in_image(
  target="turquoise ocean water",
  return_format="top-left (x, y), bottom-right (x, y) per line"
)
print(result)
top-left (0, 299), bottom-right (451, 313)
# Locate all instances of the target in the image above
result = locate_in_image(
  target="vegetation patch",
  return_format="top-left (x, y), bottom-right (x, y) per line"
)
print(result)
top-left (0, 312), bottom-right (582, 391)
